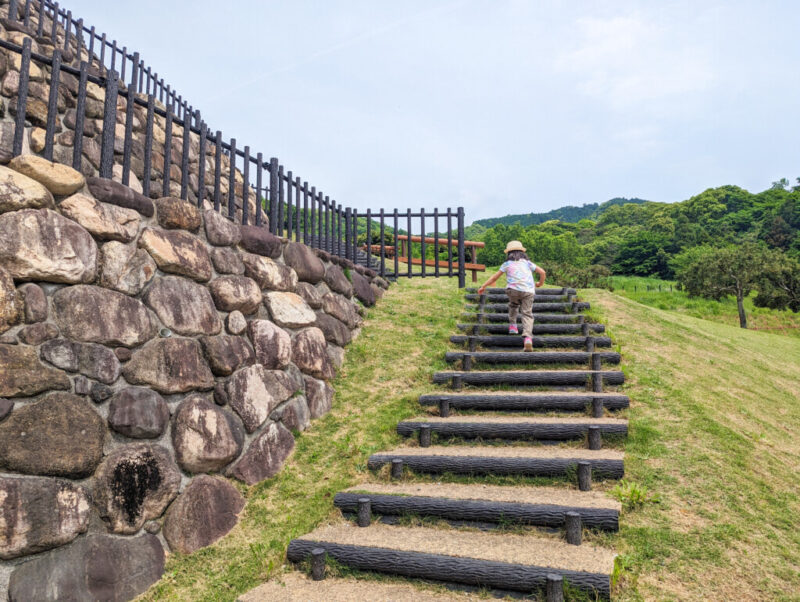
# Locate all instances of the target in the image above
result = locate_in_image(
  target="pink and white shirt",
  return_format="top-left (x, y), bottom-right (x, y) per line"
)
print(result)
top-left (500, 259), bottom-right (537, 293)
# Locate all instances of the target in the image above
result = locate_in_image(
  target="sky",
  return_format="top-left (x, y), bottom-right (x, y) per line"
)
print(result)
top-left (67, 0), bottom-right (800, 224)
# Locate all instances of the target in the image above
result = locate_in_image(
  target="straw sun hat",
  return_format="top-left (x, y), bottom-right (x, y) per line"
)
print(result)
top-left (503, 240), bottom-right (526, 254)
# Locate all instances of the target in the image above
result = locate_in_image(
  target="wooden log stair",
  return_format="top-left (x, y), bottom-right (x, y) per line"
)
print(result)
top-left (284, 286), bottom-right (627, 600)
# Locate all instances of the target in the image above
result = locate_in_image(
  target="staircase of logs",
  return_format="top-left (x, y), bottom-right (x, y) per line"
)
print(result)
top-left (285, 287), bottom-right (626, 600)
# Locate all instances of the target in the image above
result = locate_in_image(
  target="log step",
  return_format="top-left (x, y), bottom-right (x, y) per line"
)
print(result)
top-left (466, 287), bottom-right (577, 295)
top-left (368, 446), bottom-right (625, 479)
top-left (337, 482), bottom-right (620, 531)
top-left (418, 392), bottom-right (630, 412)
top-left (397, 416), bottom-right (628, 441)
top-left (445, 351), bottom-right (621, 365)
top-left (465, 293), bottom-right (569, 303)
top-left (464, 302), bottom-right (590, 313)
top-left (457, 323), bottom-right (606, 334)
top-left (450, 334), bottom-right (612, 349)
top-left (461, 313), bottom-right (585, 324)
top-left (432, 370), bottom-right (625, 387)
top-left (288, 523), bottom-right (615, 598)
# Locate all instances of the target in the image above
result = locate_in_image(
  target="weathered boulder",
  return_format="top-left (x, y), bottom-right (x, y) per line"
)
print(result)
top-left (292, 327), bottom-right (335, 380)
top-left (227, 421), bottom-right (295, 485)
top-left (0, 208), bottom-right (97, 283)
top-left (239, 224), bottom-right (282, 258)
top-left (211, 246), bottom-right (245, 275)
top-left (8, 533), bottom-right (165, 602)
top-left (247, 319), bottom-right (291, 369)
top-left (123, 338), bottom-right (214, 394)
top-left (283, 241), bottom-right (325, 283)
top-left (208, 275), bottom-right (262, 314)
top-left (0, 398), bottom-right (12, 421)
top-left (18, 282), bottom-right (47, 323)
top-left (0, 393), bottom-right (105, 477)
top-left (226, 364), bottom-right (296, 432)
top-left (315, 312), bottom-right (352, 347)
top-left (0, 344), bottom-right (70, 397)
top-left (162, 475), bottom-right (245, 554)
top-left (58, 192), bottom-right (140, 242)
top-left (351, 270), bottom-right (377, 306)
top-left (0, 164), bottom-right (54, 213)
top-left (0, 476), bottom-right (90, 560)
top-left (100, 241), bottom-right (157, 296)
top-left (53, 285), bottom-right (157, 347)
top-left (155, 196), bottom-right (202, 231)
top-left (296, 281), bottom-right (323, 309)
top-left (304, 375), bottom-right (334, 418)
top-left (204, 208), bottom-right (241, 246)
top-left (322, 292), bottom-right (361, 329)
top-left (172, 395), bottom-right (244, 473)
top-left (8, 155), bottom-right (85, 195)
top-left (86, 175), bottom-right (155, 216)
top-left (139, 227), bottom-right (213, 281)
top-left (371, 282), bottom-right (385, 300)
top-left (241, 252), bottom-right (298, 291)
top-left (107, 387), bottom-right (169, 439)
top-left (327, 343), bottom-right (345, 369)
top-left (226, 310), bottom-right (247, 335)
top-left (0, 266), bottom-right (20, 333)
top-left (324, 263), bottom-right (353, 297)
top-left (40, 338), bottom-right (121, 383)
top-left (273, 395), bottom-right (311, 432)
top-left (200, 334), bottom-right (255, 376)
top-left (93, 443), bottom-right (181, 534)
top-left (264, 291), bottom-right (316, 328)
top-left (143, 276), bottom-right (222, 336)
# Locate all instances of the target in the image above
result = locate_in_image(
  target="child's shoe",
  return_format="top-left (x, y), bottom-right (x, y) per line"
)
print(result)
top-left (509, 324), bottom-right (519, 335)
top-left (523, 337), bottom-right (533, 352)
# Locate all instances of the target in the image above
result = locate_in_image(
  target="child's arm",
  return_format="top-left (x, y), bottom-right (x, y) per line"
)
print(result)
top-left (534, 266), bottom-right (546, 288)
top-left (477, 270), bottom-right (503, 295)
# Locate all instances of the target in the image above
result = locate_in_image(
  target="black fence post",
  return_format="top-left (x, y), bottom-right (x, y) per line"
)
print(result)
top-left (72, 61), bottom-right (89, 171)
top-left (420, 207), bottom-right (426, 278)
top-left (310, 186), bottom-right (317, 248)
top-left (242, 145), bottom-right (250, 225)
top-left (227, 137), bottom-right (236, 220)
top-left (302, 181), bottom-right (309, 245)
top-left (344, 207), bottom-right (351, 259)
top-left (317, 190), bottom-right (323, 250)
top-left (379, 208), bottom-right (385, 277)
top-left (122, 51), bottom-right (139, 187)
top-left (180, 104), bottom-right (191, 200)
top-left (433, 207), bottom-right (440, 278)
top-left (142, 93), bottom-right (154, 198)
top-left (295, 177), bottom-right (301, 242)
top-left (365, 209), bottom-right (372, 268)
top-left (255, 152), bottom-right (263, 226)
top-left (7, 0), bottom-right (18, 21)
top-left (393, 209), bottom-right (399, 278)
top-left (277, 165), bottom-right (285, 235)
top-left (213, 130), bottom-right (222, 211)
top-left (447, 208), bottom-right (453, 276)
top-left (457, 206), bottom-right (466, 288)
top-left (336, 204), bottom-right (342, 256)
top-left (12, 37), bottom-right (32, 156)
top-left (99, 68), bottom-right (119, 179)
top-left (197, 116), bottom-right (206, 207)
top-left (162, 102), bottom-right (173, 197)
top-left (43, 48), bottom-right (62, 161)
top-left (269, 157), bottom-right (279, 233)
top-left (352, 209), bottom-right (358, 260)
top-left (406, 208), bottom-right (412, 278)
top-left (286, 171), bottom-right (293, 239)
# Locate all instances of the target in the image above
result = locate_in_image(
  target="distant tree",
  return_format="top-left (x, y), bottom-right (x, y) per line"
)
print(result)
top-left (673, 243), bottom-right (770, 328)
top-left (772, 177), bottom-right (792, 191)
top-left (754, 252), bottom-right (800, 313)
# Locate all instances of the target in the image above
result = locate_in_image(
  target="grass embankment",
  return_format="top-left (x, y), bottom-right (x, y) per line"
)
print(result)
top-left (141, 276), bottom-right (465, 601)
top-left (583, 289), bottom-right (800, 601)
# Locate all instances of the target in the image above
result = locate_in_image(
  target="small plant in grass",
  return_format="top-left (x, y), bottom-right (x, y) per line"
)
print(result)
top-left (343, 267), bottom-right (352, 281)
top-left (611, 480), bottom-right (659, 510)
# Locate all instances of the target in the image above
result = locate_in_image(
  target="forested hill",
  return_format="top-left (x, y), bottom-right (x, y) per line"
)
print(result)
top-left (470, 197), bottom-right (649, 230)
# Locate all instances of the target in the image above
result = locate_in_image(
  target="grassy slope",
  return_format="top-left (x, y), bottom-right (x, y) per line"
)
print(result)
top-left (141, 276), bottom-right (465, 601)
top-left (582, 289), bottom-right (800, 601)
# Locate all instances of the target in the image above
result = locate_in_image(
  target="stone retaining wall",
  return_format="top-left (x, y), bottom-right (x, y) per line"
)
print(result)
top-left (0, 156), bottom-right (388, 600)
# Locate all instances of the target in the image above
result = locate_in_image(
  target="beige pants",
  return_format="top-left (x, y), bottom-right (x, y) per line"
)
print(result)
top-left (506, 288), bottom-right (534, 338)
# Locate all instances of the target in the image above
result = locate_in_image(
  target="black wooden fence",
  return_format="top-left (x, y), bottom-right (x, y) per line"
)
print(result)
top-left (2, 0), bottom-right (468, 287)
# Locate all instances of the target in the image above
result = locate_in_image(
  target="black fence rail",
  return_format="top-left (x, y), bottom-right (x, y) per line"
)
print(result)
top-left (1, 0), bottom-right (468, 287)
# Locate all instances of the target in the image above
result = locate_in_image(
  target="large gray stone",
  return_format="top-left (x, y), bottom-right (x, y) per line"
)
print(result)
top-left (107, 387), bottom-right (169, 439)
top-left (0, 344), bottom-right (70, 398)
top-left (351, 270), bottom-right (377, 306)
top-left (122, 337), bottom-right (214, 394)
top-left (283, 241), bottom-right (325, 283)
top-left (322, 292), bottom-right (361, 329)
top-left (86, 175), bottom-right (155, 217)
top-left (292, 327), bottom-right (335, 380)
top-left (100, 241), bottom-right (157, 296)
top-left (324, 263), bottom-right (353, 296)
top-left (17, 282), bottom-right (47, 323)
top-left (204, 208), bottom-right (241, 246)
top-left (8, 533), bottom-right (165, 602)
top-left (247, 319), bottom-right (291, 370)
top-left (264, 291), bottom-right (316, 328)
top-left (227, 421), bottom-right (295, 485)
top-left (58, 192), bottom-right (141, 242)
top-left (241, 252), bottom-right (298, 291)
top-left (226, 310), bottom-right (247, 335)
top-left (304, 375), bottom-right (334, 419)
top-left (226, 365), bottom-right (296, 433)
top-left (0, 476), bottom-right (90, 559)
top-left (155, 196), bottom-right (202, 231)
top-left (315, 312), bottom-right (352, 347)
top-left (296, 281), bottom-right (323, 309)
top-left (0, 164), bottom-right (54, 213)
top-left (139, 227), bottom-right (213, 282)
top-left (0, 392), bottom-right (105, 477)
top-left (172, 395), bottom-right (244, 473)
top-left (273, 395), bottom-right (311, 432)
top-left (162, 475), bottom-right (245, 554)
top-left (0, 266), bottom-right (19, 333)
top-left (92, 444), bottom-right (181, 534)
top-left (143, 276), bottom-right (222, 336)
top-left (200, 334), bottom-right (255, 376)
top-left (211, 246), bottom-right (245, 275)
top-left (16, 322), bottom-right (59, 345)
top-left (239, 224), bottom-right (282, 258)
top-left (0, 208), bottom-right (97, 283)
top-left (53, 285), bottom-right (157, 347)
top-left (40, 339), bottom-right (121, 384)
top-left (209, 275), bottom-right (262, 314)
